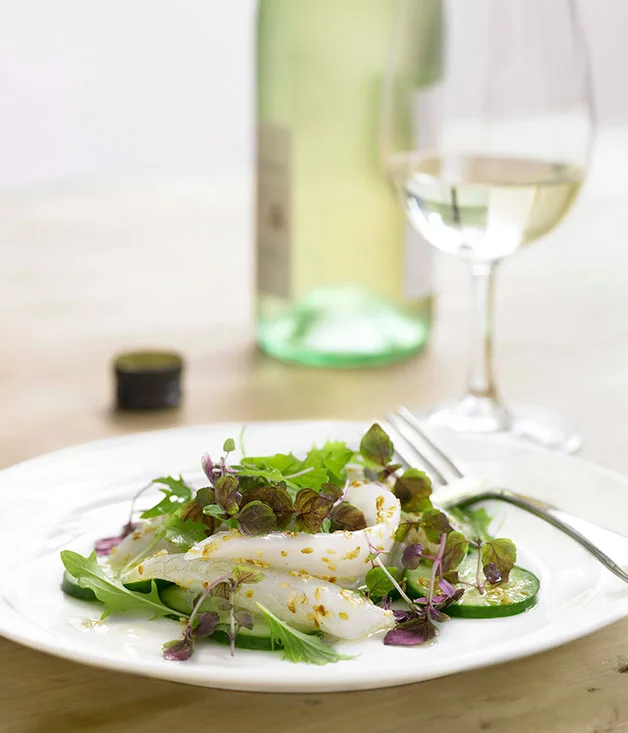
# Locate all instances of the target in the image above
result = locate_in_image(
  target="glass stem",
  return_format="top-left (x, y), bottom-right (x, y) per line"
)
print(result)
top-left (467, 262), bottom-right (500, 403)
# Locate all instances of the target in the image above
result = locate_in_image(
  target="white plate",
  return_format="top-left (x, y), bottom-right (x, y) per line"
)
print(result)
top-left (1, 420), bottom-right (628, 693)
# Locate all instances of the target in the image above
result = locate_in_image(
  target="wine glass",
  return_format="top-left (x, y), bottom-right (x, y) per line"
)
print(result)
top-left (381, 0), bottom-right (594, 452)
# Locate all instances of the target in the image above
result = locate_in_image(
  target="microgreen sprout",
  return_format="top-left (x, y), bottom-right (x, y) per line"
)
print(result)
top-left (462, 537), bottom-right (517, 594)
top-left (162, 566), bottom-right (264, 661)
top-left (162, 577), bottom-right (223, 662)
top-left (384, 532), bottom-right (464, 646)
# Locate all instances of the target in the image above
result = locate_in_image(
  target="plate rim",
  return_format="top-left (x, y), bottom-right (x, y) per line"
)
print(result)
top-left (2, 417), bottom-right (627, 488)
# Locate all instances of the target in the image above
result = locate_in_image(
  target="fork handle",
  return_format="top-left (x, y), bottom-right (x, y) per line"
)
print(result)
top-left (452, 488), bottom-right (628, 585)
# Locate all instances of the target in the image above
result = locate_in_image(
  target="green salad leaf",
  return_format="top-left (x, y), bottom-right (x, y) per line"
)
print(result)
top-left (294, 488), bottom-right (334, 534)
top-left (442, 531), bottom-right (469, 572)
top-left (450, 506), bottom-right (494, 541)
top-left (214, 475), bottom-right (240, 515)
top-left (162, 518), bottom-right (209, 550)
top-left (365, 566), bottom-right (401, 600)
top-left (307, 441), bottom-right (355, 487)
top-left (235, 439), bottom-right (355, 497)
top-left (153, 476), bottom-right (193, 499)
top-left (241, 485), bottom-right (294, 528)
top-left (202, 504), bottom-right (228, 519)
top-left (237, 500), bottom-right (279, 535)
top-left (257, 603), bottom-right (353, 665)
top-left (140, 476), bottom-right (194, 519)
top-left (359, 424), bottom-right (394, 466)
top-left (236, 455), bottom-right (322, 495)
top-left (330, 501), bottom-right (367, 532)
top-left (60, 551), bottom-right (185, 619)
top-left (420, 508), bottom-right (454, 543)
top-left (481, 538), bottom-right (517, 583)
top-left (393, 469), bottom-right (433, 513)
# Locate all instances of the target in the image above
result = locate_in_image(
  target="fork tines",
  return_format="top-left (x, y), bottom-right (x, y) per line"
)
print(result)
top-left (384, 408), bottom-right (464, 486)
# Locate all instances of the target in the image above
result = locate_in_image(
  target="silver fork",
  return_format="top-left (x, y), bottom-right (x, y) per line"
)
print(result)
top-left (384, 406), bottom-right (628, 584)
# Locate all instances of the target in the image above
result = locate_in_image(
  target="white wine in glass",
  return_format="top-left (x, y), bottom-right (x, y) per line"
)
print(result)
top-left (382, 0), bottom-right (594, 452)
top-left (387, 154), bottom-right (585, 261)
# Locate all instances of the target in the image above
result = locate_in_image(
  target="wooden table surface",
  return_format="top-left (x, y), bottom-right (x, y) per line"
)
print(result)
top-left (2, 132), bottom-right (628, 732)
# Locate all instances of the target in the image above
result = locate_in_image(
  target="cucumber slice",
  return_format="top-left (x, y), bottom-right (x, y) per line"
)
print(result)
top-left (125, 580), bottom-right (155, 593)
top-left (62, 571), bottom-right (97, 602)
top-left (160, 585), bottom-right (276, 650)
top-left (405, 555), bottom-right (540, 619)
top-left (212, 623), bottom-right (276, 651)
top-left (159, 585), bottom-right (214, 615)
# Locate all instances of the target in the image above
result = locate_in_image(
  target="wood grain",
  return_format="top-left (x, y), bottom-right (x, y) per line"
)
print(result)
top-left (1, 173), bottom-right (628, 732)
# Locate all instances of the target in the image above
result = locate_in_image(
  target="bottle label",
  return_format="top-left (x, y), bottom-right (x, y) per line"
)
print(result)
top-left (257, 123), bottom-right (292, 298)
top-left (405, 225), bottom-right (434, 300)
top-left (257, 125), bottom-right (433, 303)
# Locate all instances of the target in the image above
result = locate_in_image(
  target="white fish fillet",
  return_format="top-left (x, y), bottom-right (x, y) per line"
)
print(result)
top-left (123, 554), bottom-right (394, 640)
top-left (108, 518), bottom-right (175, 572)
top-left (185, 483), bottom-right (400, 584)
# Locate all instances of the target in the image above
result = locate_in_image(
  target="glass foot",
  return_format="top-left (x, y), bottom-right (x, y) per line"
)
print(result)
top-left (415, 396), bottom-right (582, 454)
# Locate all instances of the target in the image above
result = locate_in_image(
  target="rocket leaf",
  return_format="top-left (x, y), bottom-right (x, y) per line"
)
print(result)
top-left (60, 551), bottom-right (185, 619)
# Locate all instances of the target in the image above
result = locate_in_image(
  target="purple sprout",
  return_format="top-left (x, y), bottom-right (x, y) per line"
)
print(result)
top-left (201, 453), bottom-right (215, 482)
top-left (94, 521), bottom-right (137, 557)
top-left (401, 543), bottom-right (424, 571)
top-left (385, 532), bottom-right (464, 647)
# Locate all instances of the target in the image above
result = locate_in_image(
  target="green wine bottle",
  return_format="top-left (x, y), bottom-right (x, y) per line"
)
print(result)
top-left (256, 0), bottom-right (442, 367)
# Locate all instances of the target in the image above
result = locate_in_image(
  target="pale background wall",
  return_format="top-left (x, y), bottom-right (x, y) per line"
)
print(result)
top-left (0, 0), bottom-right (624, 189)
top-left (0, 0), bottom-right (256, 188)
